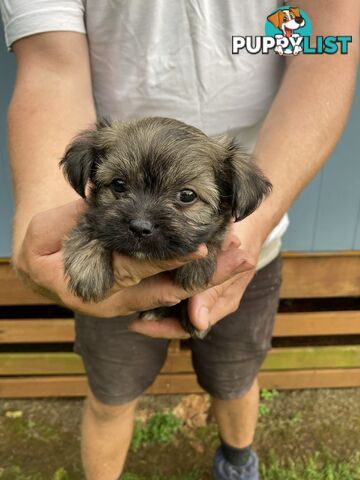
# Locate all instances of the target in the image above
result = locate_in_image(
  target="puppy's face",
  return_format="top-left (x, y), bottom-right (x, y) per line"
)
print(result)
top-left (60, 117), bottom-right (271, 260)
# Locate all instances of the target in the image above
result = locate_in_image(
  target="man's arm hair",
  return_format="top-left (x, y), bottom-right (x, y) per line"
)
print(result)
top-left (8, 31), bottom-right (96, 260)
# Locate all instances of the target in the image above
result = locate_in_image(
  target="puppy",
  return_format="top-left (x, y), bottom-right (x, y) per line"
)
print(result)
top-left (60, 117), bottom-right (271, 338)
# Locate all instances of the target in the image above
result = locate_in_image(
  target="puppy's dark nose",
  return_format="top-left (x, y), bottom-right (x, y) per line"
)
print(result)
top-left (129, 219), bottom-right (153, 237)
top-left (295, 16), bottom-right (304, 24)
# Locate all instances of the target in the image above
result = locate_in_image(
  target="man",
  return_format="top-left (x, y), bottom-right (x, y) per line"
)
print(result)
top-left (1, 1), bottom-right (358, 479)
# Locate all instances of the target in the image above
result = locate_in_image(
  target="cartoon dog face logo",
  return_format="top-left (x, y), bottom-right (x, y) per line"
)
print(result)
top-left (267, 8), bottom-right (306, 38)
top-left (267, 7), bottom-right (306, 55)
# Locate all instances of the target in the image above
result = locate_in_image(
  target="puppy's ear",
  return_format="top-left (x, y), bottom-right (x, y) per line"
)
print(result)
top-left (59, 118), bottom-right (111, 198)
top-left (220, 137), bottom-right (272, 222)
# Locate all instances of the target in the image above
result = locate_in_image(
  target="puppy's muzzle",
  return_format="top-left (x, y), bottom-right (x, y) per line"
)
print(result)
top-left (129, 219), bottom-right (154, 238)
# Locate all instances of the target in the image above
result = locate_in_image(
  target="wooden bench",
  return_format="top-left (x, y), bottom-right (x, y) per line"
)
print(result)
top-left (0, 252), bottom-right (359, 397)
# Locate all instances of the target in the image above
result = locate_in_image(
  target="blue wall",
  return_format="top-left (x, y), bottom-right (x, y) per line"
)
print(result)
top-left (0, 33), bottom-right (359, 257)
top-left (282, 75), bottom-right (360, 251)
top-left (0, 34), bottom-right (15, 257)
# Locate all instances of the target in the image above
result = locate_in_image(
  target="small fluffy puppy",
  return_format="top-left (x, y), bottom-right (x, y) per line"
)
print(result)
top-left (60, 117), bottom-right (271, 338)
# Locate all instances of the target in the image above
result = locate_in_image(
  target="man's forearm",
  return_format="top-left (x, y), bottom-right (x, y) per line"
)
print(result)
top-left (246, 51), bottom-right (358, 244)
top-left (243, 0), bottom-right (359, 244)
top-left (8, 32), bottom-right (96, 258)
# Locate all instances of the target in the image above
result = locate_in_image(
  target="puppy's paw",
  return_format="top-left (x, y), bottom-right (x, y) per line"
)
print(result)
top-left (63, 237), bottom-right (114, 303)
top-left (140, 307), bottom-right (173, 321)
top-left (173, 256), bottom-right (216, 292)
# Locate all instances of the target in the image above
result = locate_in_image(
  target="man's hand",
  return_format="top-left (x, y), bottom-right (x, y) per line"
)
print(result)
top-left (14, 201), bottom-right (255, 326)
top-left (129, 269), bottom-right (256, 339)
top-left (129, 221), bottom-right (261, 338)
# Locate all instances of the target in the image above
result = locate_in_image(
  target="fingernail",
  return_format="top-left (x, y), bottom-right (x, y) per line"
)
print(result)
top-left (194, 244), bottom-right (208, 258)
top-left (197, 306), bottom-right (209, 330)
top-left (198, 243), bottom-right (208, 257)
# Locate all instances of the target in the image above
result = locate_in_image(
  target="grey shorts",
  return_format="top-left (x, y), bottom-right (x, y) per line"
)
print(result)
top-left (74, 254), bottom-right (282, 404)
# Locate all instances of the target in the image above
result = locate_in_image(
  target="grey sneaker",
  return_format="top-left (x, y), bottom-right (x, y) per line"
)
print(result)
top-left (213, 447), bottom-right (259, 480)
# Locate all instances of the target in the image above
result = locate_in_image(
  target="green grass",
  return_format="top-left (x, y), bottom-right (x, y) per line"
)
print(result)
top-left (2, 439), bottom-right (360, 480)
top-left (260, 451), bottom-right (360, 480)
top-left (122, 453), bottom-right (360, 480)
top-left (2, 390), bottom-right (360, 480)
top-left (0, 467), bottom-right (71, 480)
top-left (259, 389), bottom-right (280, 417)
top-left (3, 460), bottom-right (360, 480)
top-left (122, 452), bottom-right (360, 480)
top-left (122, 473), bottom-right (201, 480)
top-left (130, 411), bottom-right (182, 451)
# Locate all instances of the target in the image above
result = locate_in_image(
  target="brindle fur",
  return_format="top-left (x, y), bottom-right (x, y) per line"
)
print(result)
top-left (60, 117), bottom-right (272, 337)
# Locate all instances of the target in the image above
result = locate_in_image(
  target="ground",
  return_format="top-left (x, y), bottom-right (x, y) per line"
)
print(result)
top-left (1, 388), bottom-right (360, 480)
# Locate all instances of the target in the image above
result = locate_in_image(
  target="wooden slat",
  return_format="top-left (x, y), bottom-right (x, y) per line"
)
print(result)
top-left (258, 369), bottom-right (360, 390)
top-left (0, 263), bottom-right (53, 305)
top-left (0, 353), bottom-right (84, 375)
top-left (280, 252), bottom-right (360, 298)
top-left (0, 351), bottom-right (190, 376)
top-left (168, 339), bottom-right (181, 352)
top-left (2, 346), bottom-right (360, 376)
top-left (146, 374), bottom-right (208, 394)
top-left (0, 319), bottom-right (74, 343)
top-left (1, 311), bottom-right (360, 344)
top-left (2, 368), bottom-right (360, 397)
top-left (273, 311), bottom-right (360, 337)
top-left (148, 369), bottom-right (360, 393)
top-left (0, 376), bottom-right (88, 398)
top-left (262, 346), bottom-right (360, 370)
top-left (1, 252), bottom-right (359, 305)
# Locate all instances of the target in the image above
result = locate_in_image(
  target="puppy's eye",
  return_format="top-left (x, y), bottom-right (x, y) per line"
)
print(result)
top-left (177, 189), bottom-right (197, 205)
top-left (111, 178), bottom-right (126, 193)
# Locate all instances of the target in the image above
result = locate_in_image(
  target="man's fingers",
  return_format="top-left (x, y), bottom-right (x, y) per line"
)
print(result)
top-left (188, 271), bottom-right (255, 330)
top-left (33, 252), bottom-right (189, 317)
top-left (115, 272), bottom-right (184, 312)
top-left (29, 244), bottom-right (254, 326)
top-left (113, 247), bottom-right (255, 311)
top-left (59, 245), bottom-right (253, 317)
top-left (187, 280), bottom-right (230, 330)
top-left (110, 244), bottom-right (208, 289)
top-left (26, 199), bottom-right (87, 256)
top-left (128, 316), bottom-right (190, 339)
top-left (208, 247), bottom-right (255, 288)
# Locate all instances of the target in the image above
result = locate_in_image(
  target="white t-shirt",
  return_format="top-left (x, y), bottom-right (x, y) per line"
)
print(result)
top-left (1, 0), bottom-right (289, 268)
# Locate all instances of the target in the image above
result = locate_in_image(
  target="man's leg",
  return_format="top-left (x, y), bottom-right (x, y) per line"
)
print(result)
top-left (81, 387), bottom-right (138, 480)
top-left (73, 313), bottom-right (170, 480)
top-left (190, 255), bottom-right (282, 478)
top-left (211, 377), bottom-right (259, 448)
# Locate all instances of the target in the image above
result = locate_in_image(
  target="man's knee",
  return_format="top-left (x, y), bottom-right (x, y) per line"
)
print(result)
top-left (85, 388), bottom-right (139, 423)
